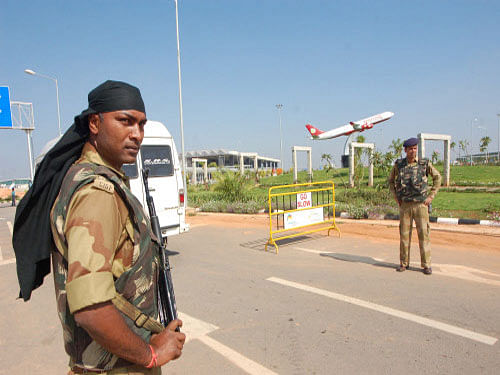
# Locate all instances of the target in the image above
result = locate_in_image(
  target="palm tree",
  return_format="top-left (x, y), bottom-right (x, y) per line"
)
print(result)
top-left (431, 150), bottom-right (440, 164)
top-left (450, 141), bottom-right (456, 159)
top-left (389, 138), bottom-right (403, 159)
top-left (459, 139), bottom-right (470, 164)
top-left (479, 136), bottom-right (492, 163)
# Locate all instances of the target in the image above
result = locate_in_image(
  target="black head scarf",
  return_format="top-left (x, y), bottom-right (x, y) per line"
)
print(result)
top-left (13, 80), bottom-right (146, 301)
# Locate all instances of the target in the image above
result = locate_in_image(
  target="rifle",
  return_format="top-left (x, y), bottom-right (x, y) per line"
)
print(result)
top-left (142, 169), bottom-right (179, 330)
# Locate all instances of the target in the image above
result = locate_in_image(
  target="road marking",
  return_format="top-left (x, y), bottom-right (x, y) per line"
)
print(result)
top-left (178, 311), bottom-right (218, 342)
top-left (0, 245), bottom-right (3, 261)
top-left (178, 312), bottom-right (278, 375)
top-left (434, 264), bottom-right (500, 287)
top-left (310, 249), bottom-right (500, 288)
top-left (294, 247), bottom-right (326, 254)
top-left (0, 258), bottom-right (15, 266)
top-left (198, 336), bottom-right (278, 375)
top-left (267, 277), bottom-right (498, 346)
top-left (7, 221), bottom-right (13, 236)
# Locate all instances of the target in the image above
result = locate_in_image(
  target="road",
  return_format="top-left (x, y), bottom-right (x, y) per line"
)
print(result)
top-left (1, 207), bottom-right (499, 374)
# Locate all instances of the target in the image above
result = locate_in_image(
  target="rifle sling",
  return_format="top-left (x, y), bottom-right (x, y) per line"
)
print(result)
top-left (112, 294), bottom-right (164, 334)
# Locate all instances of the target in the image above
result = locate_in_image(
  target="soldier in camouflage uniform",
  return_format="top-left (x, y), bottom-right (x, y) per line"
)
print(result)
top-left (388, 137), bottom-right (441, 275)
top-left (49, 81), bottom-right (185, 374)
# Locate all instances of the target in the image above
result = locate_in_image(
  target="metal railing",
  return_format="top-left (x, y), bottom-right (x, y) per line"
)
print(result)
top-left (265, 181), bottom-right (341, 253)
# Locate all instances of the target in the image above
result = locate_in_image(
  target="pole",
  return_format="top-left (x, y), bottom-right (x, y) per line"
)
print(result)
top-left (24, 130), bottom-right (34, 181)
top-left (497, 114), bottom-right (500, 162)
top-left (174, 0), bottom-right (187, 210)
top-left (470, 119), bottom-right (473, 165)
top-left (24, 69), bottom-right (62, 136)
top-left (276, 104), bottom-right (283, 170)
top-left (55, 78), bottom-right (61, 136)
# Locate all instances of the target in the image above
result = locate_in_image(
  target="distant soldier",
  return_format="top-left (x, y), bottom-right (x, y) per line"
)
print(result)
top-left (14, 81), bottom-right (185, 373)
top-left (11, 187), bottom-right (16, 206)
top-left (388, 137), bottom-right (441, 275)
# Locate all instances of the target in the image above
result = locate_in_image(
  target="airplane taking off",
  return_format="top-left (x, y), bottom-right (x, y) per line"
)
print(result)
top-left (306, 111), bottom-right (394, 140)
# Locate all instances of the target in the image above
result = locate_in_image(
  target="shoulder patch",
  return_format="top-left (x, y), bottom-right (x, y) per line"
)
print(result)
top-left (93, 176), bottom-right (115, 194)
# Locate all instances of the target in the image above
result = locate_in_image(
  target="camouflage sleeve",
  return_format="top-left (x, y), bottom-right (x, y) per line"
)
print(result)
top-left (64, 179), bottom-right (125, 313)
top-left (388, 164), bottom-right (398, 199)
top-left (427, 162), bottom-right (442, 200)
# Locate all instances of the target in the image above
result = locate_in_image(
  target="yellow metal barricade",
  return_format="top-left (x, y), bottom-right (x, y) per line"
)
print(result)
top-left (265, 181), bottom-right (341, 253)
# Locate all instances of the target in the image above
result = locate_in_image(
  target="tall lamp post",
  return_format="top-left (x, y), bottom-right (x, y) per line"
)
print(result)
top-left (497, 114), bottom-right (500, 162)
top-left (469, 117), bottom-right (478, 164)
top-left (276, 104), bottom-right (284, 170)
top-left (24, 69), bottom-right (62, 136)
top-left (174, 0), bottom-right (187, 210)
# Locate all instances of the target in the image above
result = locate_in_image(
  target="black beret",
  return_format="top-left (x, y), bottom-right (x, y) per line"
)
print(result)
top-left (403, 137), bottom-right (418, 147)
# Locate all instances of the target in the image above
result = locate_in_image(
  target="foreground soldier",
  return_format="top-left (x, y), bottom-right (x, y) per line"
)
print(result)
top-left (388, 137), bottom-right (441, 275)
top-left (14, 81), bottom-right (185, 374)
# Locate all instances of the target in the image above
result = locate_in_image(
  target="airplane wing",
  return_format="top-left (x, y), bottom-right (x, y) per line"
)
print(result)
top-left (350, 122), bottom-right (362, 130)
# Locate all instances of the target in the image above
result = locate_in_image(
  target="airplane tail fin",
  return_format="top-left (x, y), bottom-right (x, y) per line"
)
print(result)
top-left (305, 124), bottom-right (324, 138)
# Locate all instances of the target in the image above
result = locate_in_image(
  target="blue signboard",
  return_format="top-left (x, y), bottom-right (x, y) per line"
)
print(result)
top-left (0, 86), bottom-right (13, 128)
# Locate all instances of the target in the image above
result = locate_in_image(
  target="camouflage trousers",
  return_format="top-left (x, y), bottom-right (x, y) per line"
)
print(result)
top-left (399, 201), bottom-right (431, 268)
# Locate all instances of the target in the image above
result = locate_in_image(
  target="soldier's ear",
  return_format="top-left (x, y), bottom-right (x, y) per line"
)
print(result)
top-left (88, 114), bottom-right (100, 135)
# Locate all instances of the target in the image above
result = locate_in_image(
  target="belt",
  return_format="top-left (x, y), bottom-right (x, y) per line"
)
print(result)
top-left (69, 367), bottom-right (107, 374)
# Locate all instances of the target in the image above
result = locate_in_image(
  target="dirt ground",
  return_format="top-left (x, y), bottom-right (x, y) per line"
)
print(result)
top-left (186, 212), bottom-right (500, 253)
top-left (0, 188), bottom-right (25, 200)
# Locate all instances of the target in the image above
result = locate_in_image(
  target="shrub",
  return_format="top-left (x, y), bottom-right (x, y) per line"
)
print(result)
top-left (212, 170), bottom-right (250, 202)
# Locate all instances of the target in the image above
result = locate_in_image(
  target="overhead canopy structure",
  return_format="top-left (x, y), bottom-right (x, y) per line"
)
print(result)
top-left (185, 149), bottom-right (279, 170)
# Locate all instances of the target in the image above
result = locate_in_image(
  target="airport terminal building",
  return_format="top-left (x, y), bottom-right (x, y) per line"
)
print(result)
top-left (185, 149), bottom-right (280, 170)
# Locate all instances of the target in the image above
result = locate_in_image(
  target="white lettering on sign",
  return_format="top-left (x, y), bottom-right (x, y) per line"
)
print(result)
top-left (144, 158), bottom-right (171, 166)
top-left (297, 192), bottom-right (312, 209)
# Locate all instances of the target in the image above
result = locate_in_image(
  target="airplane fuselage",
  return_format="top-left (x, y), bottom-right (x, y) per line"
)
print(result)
top-left (306, 111), bottom-right (394, 140)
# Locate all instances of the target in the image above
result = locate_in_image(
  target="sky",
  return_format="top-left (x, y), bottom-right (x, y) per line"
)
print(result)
top-left (1, 0), bottom-right (500, 180)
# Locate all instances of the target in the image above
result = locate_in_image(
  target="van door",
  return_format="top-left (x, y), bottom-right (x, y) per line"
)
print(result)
top-left (140, 144), bottom-right (181, 235)
top-left (122, 161), bottom-right (144, 206)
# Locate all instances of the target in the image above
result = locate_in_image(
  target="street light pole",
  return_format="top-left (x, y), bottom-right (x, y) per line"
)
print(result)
top-left (276, 104), bottom-right (283, 170)
top-left (174, 0), bottom-right (187, 210)
top-left (470, 117), bottom-right (478, 165)
top-left (24, 69), bottom-right (62, 136)
top-left (497, 114), bottom-right (500, 162)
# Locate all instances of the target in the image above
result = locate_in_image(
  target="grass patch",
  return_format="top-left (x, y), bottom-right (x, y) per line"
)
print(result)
top-left (433, 192), bottom-right (500, 212)
top-left (188, 166), bottom-right (500, 219)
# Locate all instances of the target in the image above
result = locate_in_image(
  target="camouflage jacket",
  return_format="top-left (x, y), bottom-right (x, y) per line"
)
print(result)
top-left (389, 157), bottom-right (441, 202)
top-left (50, 152), bottom-right (160, 371)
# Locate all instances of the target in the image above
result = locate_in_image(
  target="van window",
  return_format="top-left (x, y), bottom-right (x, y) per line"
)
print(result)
top-left (141, 145), bottom-right (174, 177)
top-left (123, 162), bottom-right (139, 179)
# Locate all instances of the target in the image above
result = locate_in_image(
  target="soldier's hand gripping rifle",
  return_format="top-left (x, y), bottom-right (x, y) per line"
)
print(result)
top-left (142, 169), bottom-right (179, 330)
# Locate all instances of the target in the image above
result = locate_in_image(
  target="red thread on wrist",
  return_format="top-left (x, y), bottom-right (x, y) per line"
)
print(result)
top-left (146, 345), bottom-right (158, 368)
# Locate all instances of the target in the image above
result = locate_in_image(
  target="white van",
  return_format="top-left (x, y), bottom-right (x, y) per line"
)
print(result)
top-left (36, 120), bottom-right (189, 242)
top-left (123, 120), bottom-right (189, 241)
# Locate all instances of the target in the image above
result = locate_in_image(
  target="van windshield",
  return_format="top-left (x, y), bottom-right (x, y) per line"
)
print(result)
top-left (123, 163), bottom-right (138, 179)
top-left (141, 145), bottom-right (174, 177)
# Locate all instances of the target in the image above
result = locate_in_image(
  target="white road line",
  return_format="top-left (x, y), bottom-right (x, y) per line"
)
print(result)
top-left (198, 336), bottom-right (278, 375)
top-left (434, 264), bottom-right (500, 287)
top-left (0, 245), bottom-right (3, 261)
top-left (177, 311), bottom-right (218, 343)
top-left (7, 221), bottom-right (13, 236)
top-left (0, 258), bottom-right (16, 266)
top-left (178, 312), bottom-right (278, 375)
top-left (294, 247), bottom-right (326, 254)
top-left (267, 277), bottom-right (498, 346)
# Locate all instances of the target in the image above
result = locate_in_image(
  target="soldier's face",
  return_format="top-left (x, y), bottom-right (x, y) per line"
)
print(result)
top-left (89, 110), bottom-right (147, 170)
top-left (405, 145), bottom-right (418, 161)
